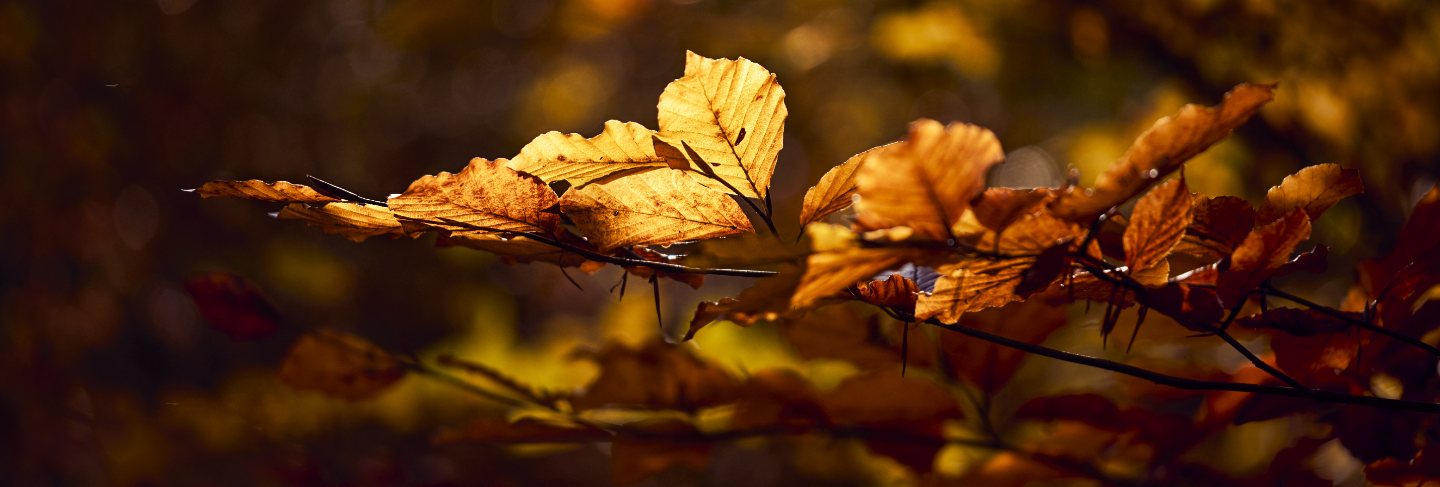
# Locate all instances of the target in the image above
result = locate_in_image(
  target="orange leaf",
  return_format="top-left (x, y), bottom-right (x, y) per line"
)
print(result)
top-left (854, 119), bottom-right (1004, 240)
top-left (570, 340), bottom-right (739, 411)
top-left (389, 157), bottom-right (560, 235)
top-left (798, 143), bottom-right (895, 227)
top-left (276, 202), bottom-right (407, 242)
top-left (560, 169), bottom-right (753, 251)
top-left (508, 120), bottom-right (685, 187)
top-left (1256, 163), bottom-right (1363, 223)
top-left (1123, 177), bottom-right (1194, 273)
top-left (1218, 209), bottom-right (1311, 302)
top-left (1051, 83), bottom-right (1275, 221)
top-left (793, 247), bottom-right (914, 309)
top-left (438, 232), bottom-right (598, 268)
top-left (278, 329), bottom-right (406, 401)
top-left (971, 187), bottom-right (1055, 233)
top-left (854, 274), bottom-right (920, 311)
top-left (192, 179), bottom-right (339, 204)
top-left (917, 211), bottom-right (1086, 322)
top-left (1173, 195), bottom-right (1256, 259)
top-left (939, 297), bottom-right (1069, 392)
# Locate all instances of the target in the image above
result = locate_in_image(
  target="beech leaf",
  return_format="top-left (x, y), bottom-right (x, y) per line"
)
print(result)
top-left (1051, 83), bottom-right (1275, 220)
top-left (192, 179), bottom-right (339, 204)
top-left (792, 224), bottom-right (914, 309)
top-left (559, 168), bottom-right (753, 251)
top-left (1257, 163), bottom-right (1363, 223)
top-left (657, 51), bottom-right (786, 199)
top-left (389, 157), bottom-right (560, 235)
top-left (1218, 209), bottom-right (1311, 302)
top-left (276, 202), bottom-right (407, 242)
top-left (917, 211), bottom-right (1086, 322)
top-left (798, 143), bottom-right (895, 227)
top-left (855, 119), bottom-right (1005, 239)
top-left (508, 120), bottom-right (686, 187)
top-left (278, 329), bottom-right (406, 401)
top-left (1123, 177), bottom-right (1194, 273)
top-left (1173, 195), bottom-right (1256, 259)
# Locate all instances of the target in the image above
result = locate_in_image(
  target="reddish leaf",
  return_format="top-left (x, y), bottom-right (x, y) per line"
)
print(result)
top-left (1123, 177), bottom-right (1194, 272)
top-left (1256, 163), bottom-right (1363, 223)
top-left (1217, 209), bottom-right (1311, 304)
top-left (971, 187), bottom-right (1054, 233)
top-left (1174, 195), bottom-right (1257, 259)
top-left (1138, 283), bottom-right (1223, 332)
top-left (184, 272), bottom-right (282, 341)
top-left (819, 371), bottom-right (962, 473)
top-left (854, 274), bottom-right (920, 311)
top-left (432, 417), bottom-right (608, 445)
top-left (683, 298), bottom-right (738, 341)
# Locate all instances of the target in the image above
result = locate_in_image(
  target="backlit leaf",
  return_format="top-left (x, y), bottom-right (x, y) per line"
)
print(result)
top-left (798, 143), bottom-right (895, 227)
top-left (854, 119), bottom-right (1005, 240)
top-left (276, 202), bottom-right (407, 242)
top-left (917, 211), bottom-right (1086, 322)
top-left (1051, 83), bottom-right (1275, 221)
top-left (508, 120), bottom-right (685, 187)
top-left (1256, 163), bottom-right (1363, 223)
top-left (792, 223), bottom-right (914, 309)
top-left (1173, 195), bottom-right (1256, 259)
top-left (1218, 209), bottom-right (1311, 302)
top-left (192, 179), bottom-right (339, 204)
top-left (657, 51), bottom-right (786, 199)
top-left (389, 157), bottom-right (560, 234)
top-left (559, 168), bottom-right (753, 251)
top-left (1123, 177), bottom-right (1194, 272)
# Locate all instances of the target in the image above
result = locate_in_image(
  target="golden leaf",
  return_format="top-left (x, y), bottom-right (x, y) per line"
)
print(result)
top-left (798, 143), bottom-right (896, 227)
top-left (1123, 177), bottom-right (1194, 273)
top-left (440, 232), bottom-right (597, 268)
top-left (276, 202), bottom-right (406, 242)
top-left (917, 211), bottom-right (1086, 322)
top-left (508, 120), bottom-right (685, 187)
top-left (791, 223), bottom-right (915, 309)
top-left (388, 157), bottom-right (560, 235)
top-left (1218, 209), bottom-right (1311, 301)
top-left (656, 51), bottom-right (787, 199)
top-left (1256, 163), bottom-right (1363, 223)
top-left (559, 169), bottom-right (753, 251)
top-left (192, 179), bottom-right (339, 204)
top-left (278, 329), bottom-right (406, 401)
top-left (854, 119), bottom-right (1005, 240)
top-left (1051, 83), bottom-right (1275, 221)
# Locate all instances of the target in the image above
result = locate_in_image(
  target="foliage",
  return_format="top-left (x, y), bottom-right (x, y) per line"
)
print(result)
top-left (195, 52), bottom-right (1440, 486)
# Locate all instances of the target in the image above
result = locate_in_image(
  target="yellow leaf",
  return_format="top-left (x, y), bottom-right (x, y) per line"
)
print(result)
top-left (559, 168), bottom-right (753, 251)
top-left (508, 120), bottom-right (685, 187)
top-left (1256, 163), bottom-right (1363, 223)
top-left (656, 51), bottom-right (787, 199)
top-left (388, 157), bottom-right (561, 235)
top-left (276, 202), bottom-right (406, 242)
top-left (799, 143), bottom-right (896, 227)
top-left (917, 211), bottom-right (1086, 322)
top-left (1123, 177), bottom-right (1194, 273)
top-left (193, 179), bottom-right (339, 204)
top-left (1051, 83), bottom-right (1275, 221)
top-left (854, 119), bottom-right (1004, 240)
top-left (792, 223), bottom-right (913, 309)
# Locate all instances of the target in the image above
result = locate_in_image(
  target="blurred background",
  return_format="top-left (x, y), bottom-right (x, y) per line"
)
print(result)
top-left (3, 0), bottom-right (1439, 485)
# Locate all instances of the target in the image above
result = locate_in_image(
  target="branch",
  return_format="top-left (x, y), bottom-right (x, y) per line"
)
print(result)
top-left (1260, 284), bottom-right (1440, 358)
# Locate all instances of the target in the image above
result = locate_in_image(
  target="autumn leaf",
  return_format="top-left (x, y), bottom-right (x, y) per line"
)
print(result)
top-left (1123, 177), bottom-right (1194, 280)
top-left (1236, 307), bottom-right (1359, 387)
top-left (854, 274), bottom-right (919, 311)
top-left (278, 329), bottom-right (407, 401)
top-left (508, 120), bottom-right (686, 187)
top-left (792, 223), bottom-right (914, 309)
top-left (819, 371), bottom-right (962, 473)
top-left (438, 231), bottom-right (598, 268)
top-left (1217, 209), bottom-right (1311, 303)
top-left (191, 179), bottom-right (340, 204)
top-left (798, 143), bottom-right (895, 227)
top-left (971, 187), bottom-right (1054, 233)
top-left (1256, 163), bottom-right (1363, 223)
top-left (389, 157), bottom-right (560, 235)
top-left (782, 305), bottom-right (917, 370)
top-left (1173, 195), bottom-right (1256, 259)
top-left (276, 202), bottom-right (407, 242)
top-left (183, 272), bottom-right (282, 341)
top-left (683, 265), bottom-right (803, 340)
top-left (656, 51), bottom-right (786, 199)
top-left (1050, 83), bottom-right (1276, 221)
top-left (570, 339), bottom-right (740, 411)
top-left (917, 210), bottom-right (1086, 323)
top-left (559, 168), bottom-right (753, 251)
top-left (611, 422), bottom-right (713, 485)
top-left (854, 119), bottom-right (1005, 239)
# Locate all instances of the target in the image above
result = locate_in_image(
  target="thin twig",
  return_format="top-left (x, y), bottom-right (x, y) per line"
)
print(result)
top-left (1261, 284), bottom-right (1440, 358)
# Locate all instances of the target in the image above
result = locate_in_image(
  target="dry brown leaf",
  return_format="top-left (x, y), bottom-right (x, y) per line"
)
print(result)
top-left (278, 329), bottom-right (406, 401)
top-left (855, 119), bottom-right (1005, 239)
top-left (782, 305), bottom-right (912, 370)
top-left (192, 179), bottom-right (339, 204)
top-left (855, 274), bottom-right (919, 311)
top-left (1218, 209), bottom-right (1311, 302)
top-left (1123, 177), bottom-right (1194, 273)
top-left (276, 202), bottom-right (406, 242)
top-left (439, 232), bottom-right (597, 268)
top-left (508, 120), bottom-right (685, 187)
top-left (388, 157), bottom-right (560, 235)
top-left (792, 248), bottom-right (913, 309)
top-left (1256, 163), bottom-right (1363, 223)
top-left (559, 168), bottom-right (753, 251)
top-left (656, 51), bottom-right (786, 199)
top-left (1173, 195), bottom-right (1256, 259)
top-left (917, 211), bottom-right (1086, 322)
top-left (798, 143), bottom-right (895, 227)
top-left (971, 187), bottom-right (1055, 233)
top-left (1050, 83), bottom-right (1276, 221)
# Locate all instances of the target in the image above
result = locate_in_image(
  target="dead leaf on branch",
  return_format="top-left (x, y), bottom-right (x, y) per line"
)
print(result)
top-left (559, 168), bottom-right (753, 251)
top-left (1050, 83), bottom-right (1276, 221)
top-left (971, 187), bottom-right (1055, 234)
top-left (192, 179), bottom-right (340, 204)
top-left (940, 297), bottom-right (1070, 393)
top-left (278, 329), bottom-right (407, 401)
top-left (854, 119), bottom-right (1005, 240)
top-left (855, 274), bottom-right (920, 311)
top-left (798, 143), bottom-right (896, 227)
top-left (683, 265), bottom-right (803, 340)
top-left (389, 157), bottom-right (561, 235)
top-left (1173, 195), bottom-right (1256, 259)
top-left (1217, 209), bottom-right (1311, 304)
top-left (508, 120), bottom-right (686, 187)
top-left (819, 371), bottom-right (963, 474)
top-left (656, 51), bottom-right (786, 200)
top-left (1123, 177), bottom-right (1194, 274)
top-left (792, 223), bottom-right (916, 309)
top-left (569, 339), bottom-right (740, 412)
top-left (276, 202), bottom-right (408, 242)
top-left (1256, 163), bottom-right (1363, 223)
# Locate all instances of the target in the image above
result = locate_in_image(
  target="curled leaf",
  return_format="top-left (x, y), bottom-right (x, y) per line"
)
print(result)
top-left (798, 143), bottom-right (895, 227)
top-left (191, 179), bottom-right (339, 204)
top-left (855, 274), bottom-right (920, 311)
top-left (509, 120), bottom-right (685, 187)
top-left (389, 157), bottom-right (560, 235)
top-left (855, 119), bottom-right (1005, 239)
top-left (1257, 163), bottom-right (1363, 223)
top-left (1051, 83), bottom-right (1275, 221)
